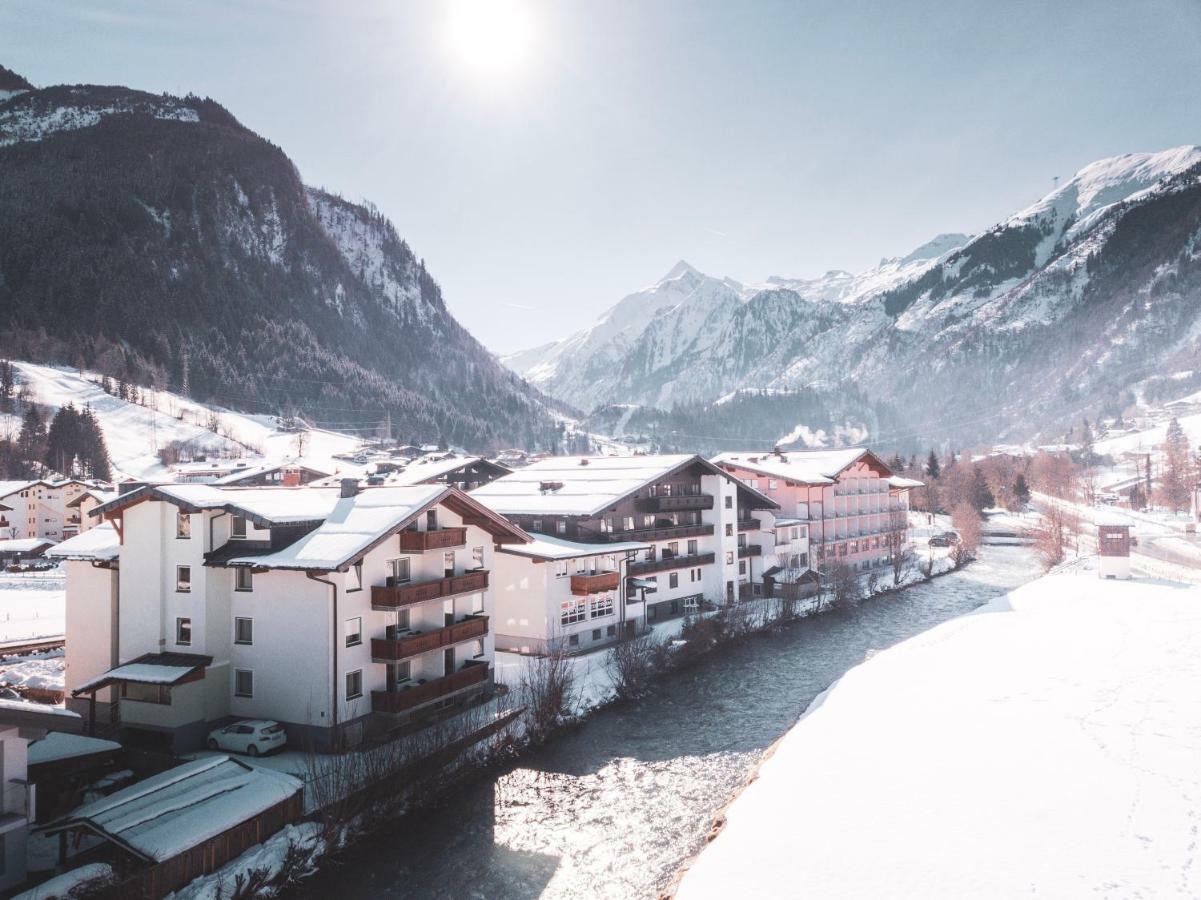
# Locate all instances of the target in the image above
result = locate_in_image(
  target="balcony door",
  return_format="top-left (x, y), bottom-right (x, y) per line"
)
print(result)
top-left (443, 550), bottom-right (455, 578)
top-left (444, 646), bottom-right (455, 675)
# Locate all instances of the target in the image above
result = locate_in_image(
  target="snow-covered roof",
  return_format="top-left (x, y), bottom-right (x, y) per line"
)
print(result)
top-left (887, 475), bottom-right (925, 490)
top-left (499, 531), bottom-right (651, 561)
top-left (472, 454), bottom-right (776, 517)
top-left (210, 462), bottom-right (330, 486)
top-left (712, 449), bottom-right (888, 486)
top-left (224, 484), bottom-right (529, 572)
top-left (46, 523), bottom-right (119, 561)
top-left (0, 537), bottom-right (56, 554)
top-left (386, 455), bottom-right (495, 485)
top-left (93, 484), bottom-right (343, 527)
top-left (29, 731), bottom-right (121, 766)
top-left (74, 653), bottom-right (211, 695)
top-left (66, 489), bottom-right (117, 509)
top-left (227, 484), bottom-right (447, 571)
top-left (0, 479), bottom-right (37, 499)
top-left (45, 755), bottom-right (302, 862)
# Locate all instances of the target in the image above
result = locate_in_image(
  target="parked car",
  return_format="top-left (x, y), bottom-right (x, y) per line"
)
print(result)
top-left (207, 719), bottom-right (287, 756)
top-left (928, 535), bottom-right (952, 548)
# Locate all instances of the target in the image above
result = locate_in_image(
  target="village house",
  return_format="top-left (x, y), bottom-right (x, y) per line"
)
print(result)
top-left (72, 480), bottom-right (529, 752)
top-left (209, 462), bottom-right (331, 487)
top-left (0, 479), bottom-right (93, 541)
top-left (64, 488), bottom-right (116, 535)
top-left (471, 455), bottom-right (779, 647)
top-left (712, 449), bottom-right (919, 576)
top-left (387, 454), bottom-right (512, 491)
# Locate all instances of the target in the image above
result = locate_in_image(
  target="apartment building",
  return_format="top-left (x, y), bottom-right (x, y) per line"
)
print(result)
top-left (72, 480), bottom-right (528, 751)
top-left (472, 455), bottom-right (779, 639)
top-left (0, 479), bottom-right (93, 541)
top-left (713, 449), bottom-right (919, 574)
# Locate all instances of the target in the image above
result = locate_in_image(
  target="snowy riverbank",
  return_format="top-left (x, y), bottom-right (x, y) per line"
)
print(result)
top-left (675, 559), bottom-right (1201, 899)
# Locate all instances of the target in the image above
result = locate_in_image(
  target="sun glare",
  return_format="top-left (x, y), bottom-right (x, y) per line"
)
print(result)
top-left (445, 0), bottom-right (537, 81)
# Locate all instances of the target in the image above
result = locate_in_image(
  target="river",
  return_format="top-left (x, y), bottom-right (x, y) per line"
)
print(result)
top-left (294, 544), bottom-right (1037, 899)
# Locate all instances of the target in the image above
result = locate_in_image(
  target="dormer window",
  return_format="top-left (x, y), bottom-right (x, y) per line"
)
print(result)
top-left (230, 515), bottom-right (247, 539)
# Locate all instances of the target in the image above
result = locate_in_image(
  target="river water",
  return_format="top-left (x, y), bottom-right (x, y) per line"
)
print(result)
top-left (295, 544), bottom-right (1037, 899)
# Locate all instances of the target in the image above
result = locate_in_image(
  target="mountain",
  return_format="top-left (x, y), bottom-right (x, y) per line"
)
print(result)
top-left (508, 147), bottom-right (1201, 448)
top-left (0, 68), bottom-right (563, 452)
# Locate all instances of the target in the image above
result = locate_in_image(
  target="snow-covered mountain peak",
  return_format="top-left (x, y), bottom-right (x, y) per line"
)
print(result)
top-left (1011, 145), bottom-right (1201, 234)
top-left (895, 232), bottom-right (971, 266)
top-left (661, 259), bottom-right (701, 281)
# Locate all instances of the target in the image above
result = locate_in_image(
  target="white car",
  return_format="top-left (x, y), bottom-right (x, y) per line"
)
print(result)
top-left (206, 719), bottom-right (287, 757)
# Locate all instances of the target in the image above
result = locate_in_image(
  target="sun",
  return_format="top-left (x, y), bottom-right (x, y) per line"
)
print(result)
top-left (445, 0), bottom-right (537, 81)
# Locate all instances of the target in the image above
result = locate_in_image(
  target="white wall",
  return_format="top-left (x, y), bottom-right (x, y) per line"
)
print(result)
top-left (63, 559), bottom-right (118, 702)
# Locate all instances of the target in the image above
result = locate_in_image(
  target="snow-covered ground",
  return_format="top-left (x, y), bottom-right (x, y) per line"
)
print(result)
top-left (0, 648), bottom-right (64, 693)
top-left (8, 362), bottom-right (364, 480)
top-left (0, 570), bottom-right (64, 643)
top-left (676, 562), bottom-right (1201, 899)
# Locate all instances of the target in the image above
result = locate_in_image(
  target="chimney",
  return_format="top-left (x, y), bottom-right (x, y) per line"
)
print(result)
top-left (340, 478), bottom-right (360, 499)
top-left (282, 467), bottom-right (301, 488)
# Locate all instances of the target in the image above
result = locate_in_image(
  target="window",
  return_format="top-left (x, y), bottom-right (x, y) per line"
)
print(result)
top-left (724, 523), bottom-right (733, 537)
top-left (568, 634), bottom-right (579, 646)
top-left (345, 669), bottom-right (363, 700)
top-left (235, 567), bottom-right (253, 592)
top-left (607, 624), bottom-right (617, 637)
top-left (592, 628), bottom-right (602, 641)
top-left (532, 519), bottom-right (543, 532)
top-left (472, 546), bottom-right (484, 569)
top-left (725, 551), bottom-right (734, 564)
top-left (235, 617), bottom-right (253, 645)
top-left (230, 515), bottom-right (247, 539)
top-left (669, 572), bottom-right (679, 588)
top-left (738, 560), bottom-right (747, 575)
top-left (791, 527), bottom-right (800, 540)
top-left (589, 595), bottom-right (614, 618)
top-left (472, 639), bottom-right (484, 658)
top-left (555, 559), bottom-right (568, 577)
top-left (394, 660), bottom-right (411, 683)
top-left (643, 547), bottom-right (655, 561)
top-left (123, 682), bottom-right (170, 704)
top-left (555, 520), bottom-right (567, 535)
top-left (687, 539), bottom-right (698, 555)
top-left (345, 617), bottom-right (362, 647)
top-left (724, 495), bottom-right (733, 509)
top-left (389, 558), bottom-right (411, 583)
top-left (690, 567), bottom-right (701, 582)
top-left (176, 566), bottom-right (191, 592)
top-left (234, 669), bottom-right (254, 698)
top-left (623, 516), bottom-right (635, 531)
top-left (667, 541), bottom-right (679, 557)
top-left (176, 511), bottom-right (191, 539)
top-left (768, 479), bottom-right (778, 491)
top-left (472, 593), bottom-right (485, 614)
top-left (176, 617), bottom-right (192, 646)
top-left (347, 562), bottom-right (363, 592)
top-left (426, 509), bottom-right (438, 530)
top-left (560, 600), bottom-right (587, 626)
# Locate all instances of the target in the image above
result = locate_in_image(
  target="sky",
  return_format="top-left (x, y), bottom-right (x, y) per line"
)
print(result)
top-left (3, 0), bottom-right (1201, 354)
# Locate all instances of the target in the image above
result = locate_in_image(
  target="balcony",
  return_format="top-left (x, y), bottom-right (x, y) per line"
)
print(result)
top-left (570, 571), bottom-right (620, 595)
top-left (371, 615), bottom-right (489, 662)
top-left (736, 518), bottom-right (759, 532)
top-left (372, 570), bottom-right (489, 610)
top-left (607, 523), bottom-right (714, 543)
top-left (371, 662), bottom-right (490, 714)
top-left (628, 551), bottom-right (716, 577)
top-left (397, 527), bottom-right (467, 553)
top-left (636, 493), bottom-right (714, 513)
top-left (737, 544), bottom-right (761, 558)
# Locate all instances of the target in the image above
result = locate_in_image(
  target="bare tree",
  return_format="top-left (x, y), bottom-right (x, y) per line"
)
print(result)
top-left (1027, 503), bottom-right (1080, 571)
top-left (885, 508), bottom-right (913, 586)
top-left (824, 559), bottom-right (860, 608)
top-left (518, 642), bottom-right (578, 744)
top-left (950, 503), bottom-right (981, 567)
top-left (605, 631), bottom-right (663, 700)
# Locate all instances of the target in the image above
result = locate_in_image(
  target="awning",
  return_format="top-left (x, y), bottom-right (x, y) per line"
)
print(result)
top-left (73, 652), bottom-right (213, 696)
top-left (628, 577), bottom-right (659, 593)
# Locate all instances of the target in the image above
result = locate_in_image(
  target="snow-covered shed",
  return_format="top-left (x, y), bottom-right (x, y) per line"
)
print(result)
top-left (43, 755), bottom-right (302, 898)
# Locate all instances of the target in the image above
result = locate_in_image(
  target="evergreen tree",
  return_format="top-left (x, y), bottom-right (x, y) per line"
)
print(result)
top-left (0, 361), bottom-right (13, 413)
top-left (1080, 418), bottom-right (1095, 466)
top-left (926, 449), bottom-right (941, 479)
top-left (16, 405), bottom-right (47, 472)
top-left (1159, 417), bottom-right (1193, 512)
top-left (1013, 473), bottom-right (1031, 507)
top-left (78, 406), bottom-right (112, 480)
top-left (971, 467), bottom-right (995, 513)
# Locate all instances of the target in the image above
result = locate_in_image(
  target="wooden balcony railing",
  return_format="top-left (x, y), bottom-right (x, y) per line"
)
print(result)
top-left (371, 615), bottom-right (489, 662)
top-left (737, 544), bottom-right (762, 558)
top-left (371, 662), bottom-right (489, 714)
top-left (606, 523), bottom-right (714, 543)
top-left (397, 527), bottom-right (467, 553)
top-left (636, 494), bottom-right (714, 513)
top-left (628, 552), bottom-right (716, 578)
top-left (570, 571), bottom-right (620, 596)
top-left (371, 570), bottom-right (489, 609)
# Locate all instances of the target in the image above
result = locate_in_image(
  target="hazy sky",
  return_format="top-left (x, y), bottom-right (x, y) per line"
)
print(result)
top-left (4, 0), bottom-right (1201, 353)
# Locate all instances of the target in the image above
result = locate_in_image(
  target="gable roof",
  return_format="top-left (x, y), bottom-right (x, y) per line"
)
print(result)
top-left (712, 449), bottom-right (893, 486)
top-left (92, 484), bottom-right (343, 528)
top-left (222, 484), bottom-right (530, 572)
top-left (65, 488), bottom-right (117, 509)
top-left (386, 455), bottom-right (510, 486)
top-left (471, 454), bottom-right (778, 517)
top-left (210, 462), bottom-right (331, 486)
top-left (44, 755), bottom-right (301, 863)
